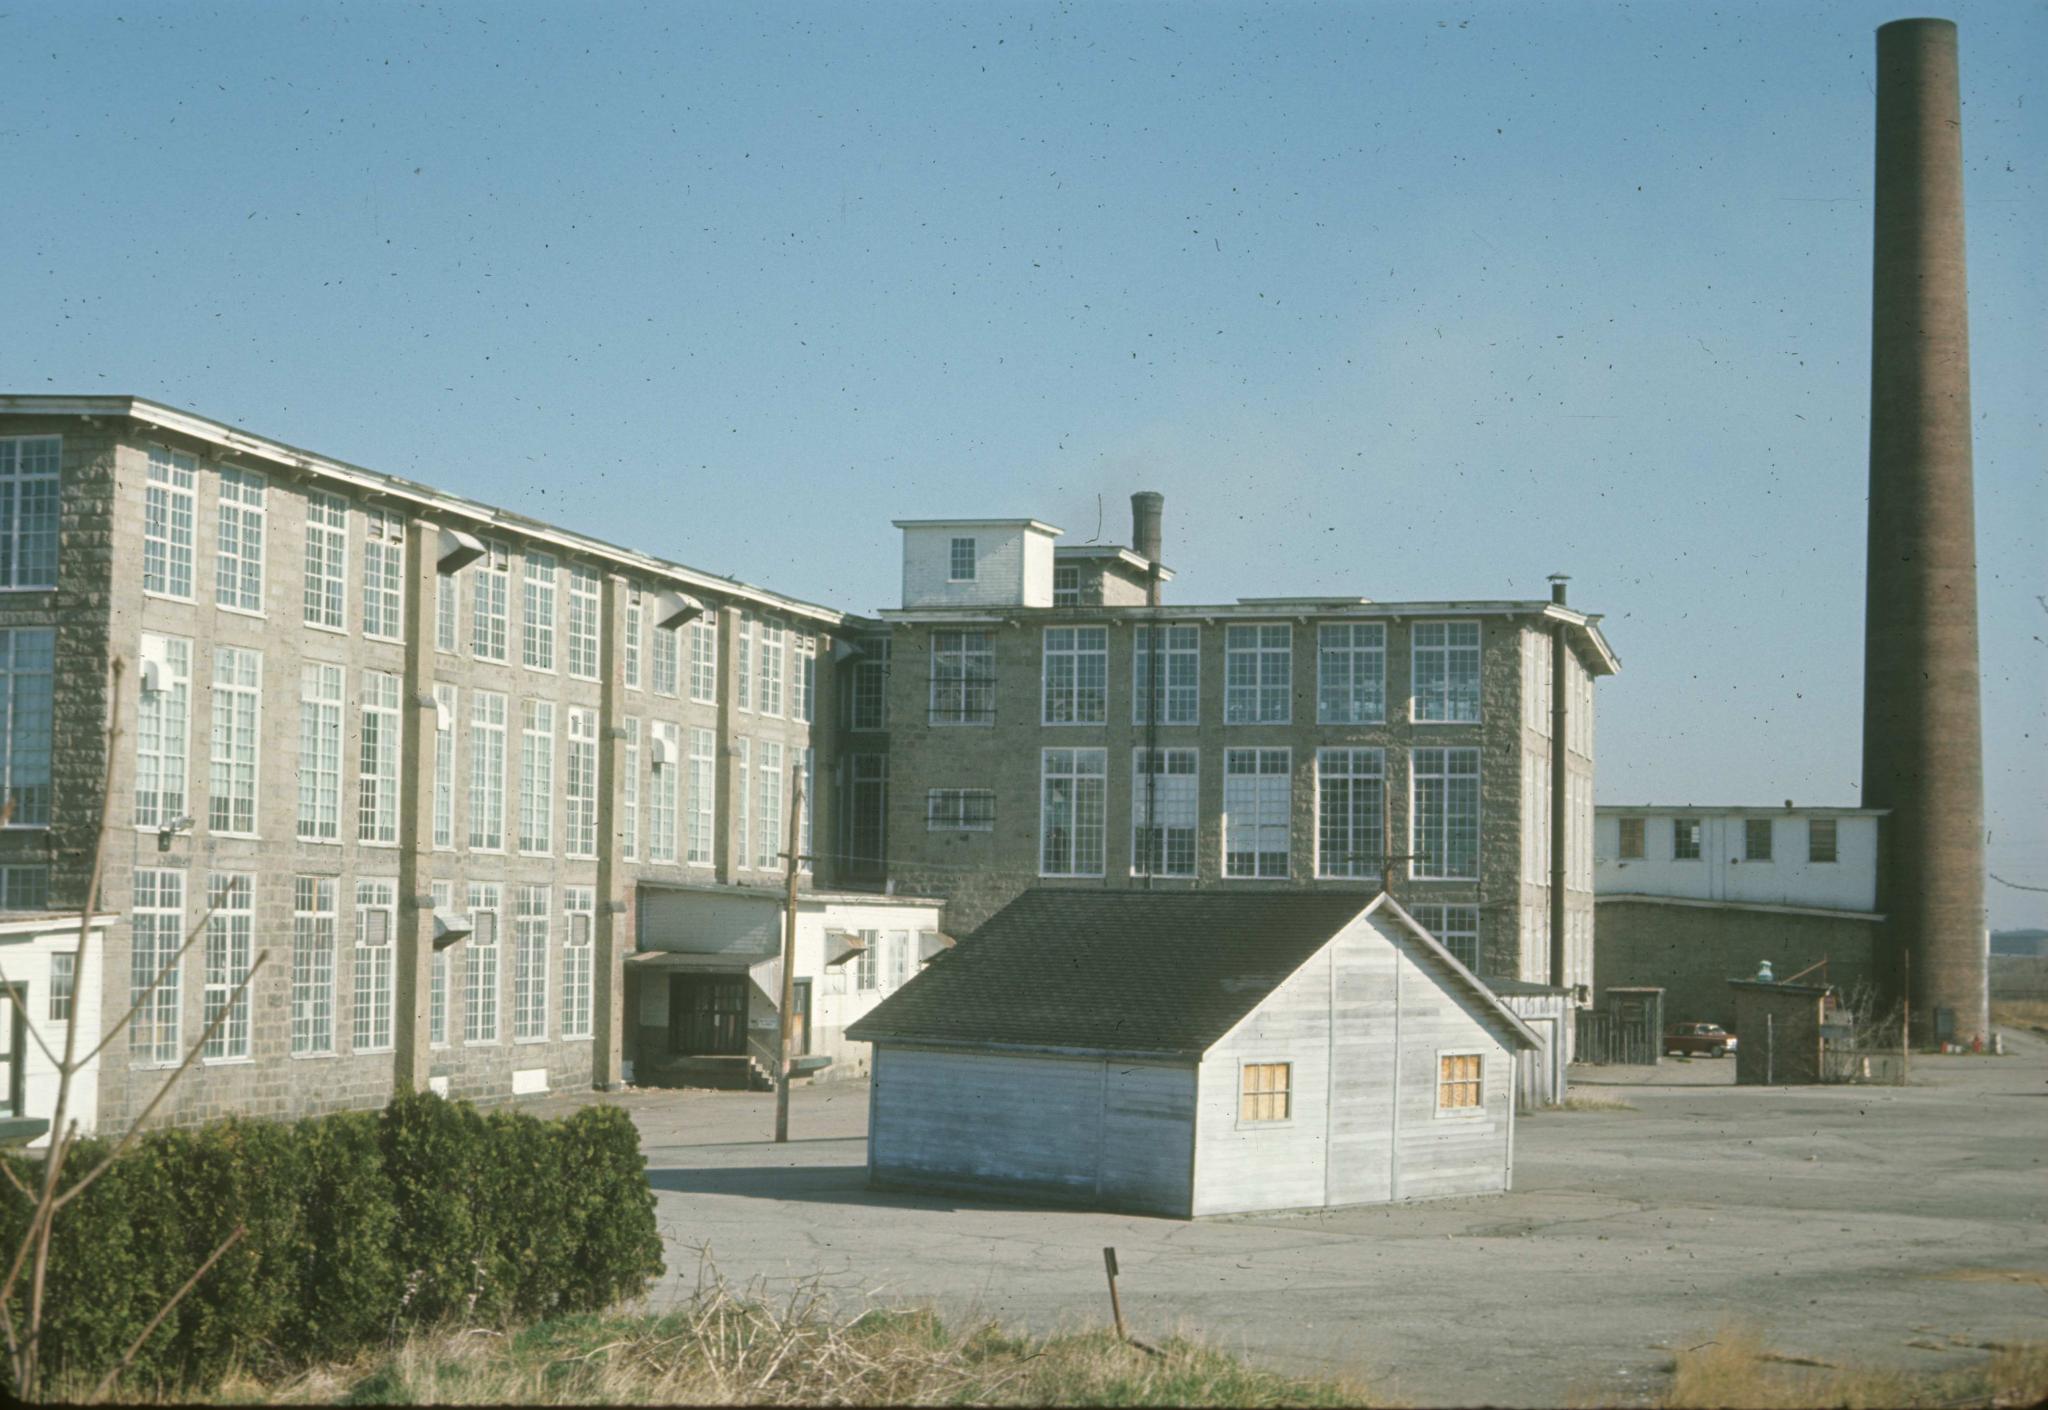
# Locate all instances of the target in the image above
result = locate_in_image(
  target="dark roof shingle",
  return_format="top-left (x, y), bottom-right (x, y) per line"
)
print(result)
top-left (846, 889), bottom-right (1378, 1056)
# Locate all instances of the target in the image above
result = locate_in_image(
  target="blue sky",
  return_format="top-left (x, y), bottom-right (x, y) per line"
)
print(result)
top-left (4, 1), bottom-right (2043, 926)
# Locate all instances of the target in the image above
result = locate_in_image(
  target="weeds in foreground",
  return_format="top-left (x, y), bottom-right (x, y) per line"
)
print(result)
top-left (1549, 1093), bottom-right (1638, 1113)
top-left (63, 1268), bottom-right (1369, 1406)
top-left (1660, 1323), bottom-right (2048, 1409)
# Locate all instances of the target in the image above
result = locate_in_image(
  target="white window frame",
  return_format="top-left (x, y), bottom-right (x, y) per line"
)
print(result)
top-left (623, 587), bottom-right (644, 690)
top-left (1131, 747), bottom-right (1198, 878)
top-left (755, 740), bottom-right (784, 870)
top-left (1315, 746), bottom-right (1384, 880)
top-left (565, 706), bottom-right (598, 858)
top-left (1132, 624), bottom-right (1199, 726)
top-left (358, 670), bottom-right (402, 845)
top-left (131, 868), bottom-right (185, 1066)
top-left (352, 879), bottom-right (397, 1053)
top-left (468, 690), bottom-right (507, 851)
top-left (930, 630), bottom-right (994, 726)
top-left (214, 465), bottom-right (266, 614)
top-left (291, 875), bottom-right (338, 1057)
top-left (1224, 624), bottom-right (1291, 725)
top-left (685, 726), bottom-right (715, 865)
top-left (302, 490), bottom-right (349, 631)
top-left (1224, 747), bottom-right (1291, 879)
top-left (464, 883), bottom-right (501, 1044)
top-left (0, 436), bottom-right (60, 590)
top-left (143, 447), bottom-right (197, 601)
top-left (1410, 747), bottom-right (1480, 881)
top-left (757, 621), bottom-right (785, 718)
top-left (651, 621), bottom-right (679, 696)
top-left (208, 645), bottom-right (262, 837)
top-left (296, 661), bottom-right (343, 842)
top-left (1042, 626), bottom-right (1108, 726)
top-left (0, 629), bottom-right (53, 828)
top-left (735, 614), bottom-right (753, 712)
top-left (134, 633), bottom-right (191, 830)
top-left (1317, 622), bottom-right (1386, 725)
top-left (470, 540), bottom-right (510, 661)
top-left (1038, 747), bottom-right (1107, 878)
top-left (855, 929), bottom-right (878, 992)
top-left (436, 569), bottom-right (458, 653)
top-left (1052, 563), bottom-right (1080, 607)
top-left (1412, 620), bottom-right (1482, 724)
top-left (948, 536), bottom-right (976, 581)
top-left (733, 738), bottom-right (750, 868)
top-left (648, 721), bottom-right (679, 864)
top-left (361, 508), bottom-right (405, 641)
top-left (793, 634), bottom-right (815, 723)
top-left (429, 879), bottom-right (453, 1047)
top-left (1435, 1049), bottom-right (1487, 1117)
top-left (567, 565), bottom-right (601, 681)
top-left (561, 888), bottom-right (595, 1041)
top-left (622, 717), bottom-right (641, 860)
top-left (688, 615), bottom-right (718, 703)
top-left (48, 950), bottom-right (75, 1023)
top-left (512, 883), bottom-right (550, 1043)
top-left (518, 699), bottom-right (555, 855)
top-left (520, 551), bottom-right (558, 672)
top-left (432, 684), bottom-right (457, 850)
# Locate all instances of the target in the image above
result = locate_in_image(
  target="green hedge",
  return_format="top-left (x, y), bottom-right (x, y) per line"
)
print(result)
top-left (0, 1092), bottom-right (663, 1393)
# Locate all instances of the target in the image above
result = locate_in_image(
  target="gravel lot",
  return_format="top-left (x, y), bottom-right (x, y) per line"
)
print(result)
top-left (539, 1031), bottom-right (2048, 1406)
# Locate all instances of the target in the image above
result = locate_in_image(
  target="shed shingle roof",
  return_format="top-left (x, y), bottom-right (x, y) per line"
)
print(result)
top-left (846, 889), bottom-right (1381, 1056)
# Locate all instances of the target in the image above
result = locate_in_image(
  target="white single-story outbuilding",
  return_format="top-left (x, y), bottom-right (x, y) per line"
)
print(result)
top-left (847, 889), bottom-right (1540, 1218)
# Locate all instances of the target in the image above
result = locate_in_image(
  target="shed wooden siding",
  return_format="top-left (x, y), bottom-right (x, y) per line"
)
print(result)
top-left (869, 1046), bottom-right (1197, 1215)
top-left (1191, 913), bottom-right (1512, 1216)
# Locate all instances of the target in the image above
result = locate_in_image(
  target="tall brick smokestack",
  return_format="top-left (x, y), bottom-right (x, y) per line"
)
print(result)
top-left (1861, 18), bottom-right (1987, 1043)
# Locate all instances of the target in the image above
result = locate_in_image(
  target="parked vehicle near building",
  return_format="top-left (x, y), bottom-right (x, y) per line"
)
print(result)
top-left (1665, 1021), bottom-right (1738, 1057)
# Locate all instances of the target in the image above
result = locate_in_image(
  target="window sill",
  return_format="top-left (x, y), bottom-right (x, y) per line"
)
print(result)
top-left (290, 1050), bottom-right (337, 1061)
top-left (464, 1038), bottom-right (499, 1048)
top-left (216, 603), bottom-right (266, 621)
top-left (142, 589), bottom-right (198, 606)
top-left (521, 663), bottom-right (559, 675)
top-left (295, 836), bottom-right (344, 846)
top-left (304, 620), bottom-right (349, 637)
top-left (355, 1045), bottom-right (395, 1057)
top-left (0, 584), bottom-right (59, 594)
top-left (201, 1055), bottom-right (255, 1067)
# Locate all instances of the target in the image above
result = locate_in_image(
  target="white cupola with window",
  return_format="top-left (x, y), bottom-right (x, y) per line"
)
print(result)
top-left (892, 518), bottom-right (1062, 609)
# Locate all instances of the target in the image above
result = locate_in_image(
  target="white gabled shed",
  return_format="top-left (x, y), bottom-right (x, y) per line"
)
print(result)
top-left (848, 890), bottom-right (1539, 1218)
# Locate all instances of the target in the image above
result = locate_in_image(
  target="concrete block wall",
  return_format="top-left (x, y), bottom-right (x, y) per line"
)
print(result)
top-left (1594, 899), bottom-right (1879, 1032)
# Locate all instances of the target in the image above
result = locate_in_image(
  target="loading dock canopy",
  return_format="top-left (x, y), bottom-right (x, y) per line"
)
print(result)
top-left (848, 890), bottom-right (1538, 1058)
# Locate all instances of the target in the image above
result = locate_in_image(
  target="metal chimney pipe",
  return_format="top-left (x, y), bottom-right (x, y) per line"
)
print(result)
top-left (1861, 18), bottom-right (1987, 1044)
top-left (1131, 491), bottom-right (1165, 607)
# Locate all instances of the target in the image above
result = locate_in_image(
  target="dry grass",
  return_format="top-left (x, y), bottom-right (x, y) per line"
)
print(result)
top-left (76, 1268), bottom-right (1370, 1406)
top-left (1549, 1092), bottom-right (1638, 1113)
top-left (1990, 999), bottom-right (2048, 1035)
top-left (1661, 1323), bottom-right (2048, 1409)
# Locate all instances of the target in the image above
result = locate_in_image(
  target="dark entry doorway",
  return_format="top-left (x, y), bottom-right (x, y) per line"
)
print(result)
top-left (669, 975), bottom-right (748, 1056)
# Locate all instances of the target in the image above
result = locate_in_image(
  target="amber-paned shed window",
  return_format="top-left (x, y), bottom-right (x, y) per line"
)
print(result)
top-left (1618, 816), bottom-right (1645, 860)
top-left (1240, 1062), bottom-right (1291, 1122)
top-left (1438, 1053), bottom-right (1483, 1112)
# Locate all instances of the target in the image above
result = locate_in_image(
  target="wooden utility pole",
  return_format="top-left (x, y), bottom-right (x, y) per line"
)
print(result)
top-left (774, 771), bottom-right (805, 1144)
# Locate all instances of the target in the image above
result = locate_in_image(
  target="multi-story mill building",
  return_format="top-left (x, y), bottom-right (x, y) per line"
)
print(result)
top-left (873, 498), bottom-right (1620, 995)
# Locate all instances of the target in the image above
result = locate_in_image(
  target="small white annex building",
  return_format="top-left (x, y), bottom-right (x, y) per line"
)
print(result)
top-left (848, 890), bottom-right (1539, 1218)
top-left (0, 911), bottom-right (113, 1147)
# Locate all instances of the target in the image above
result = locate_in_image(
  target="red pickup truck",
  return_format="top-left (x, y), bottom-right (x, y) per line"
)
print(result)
top-left (1665, 1022), bottom-right (1738, 1058)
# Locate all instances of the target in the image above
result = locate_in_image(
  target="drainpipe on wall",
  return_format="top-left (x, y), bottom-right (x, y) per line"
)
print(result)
top-left (1133, 493), bottom-right (1165, 890)
top-left (1548, 575), bottom-right (1570, 993)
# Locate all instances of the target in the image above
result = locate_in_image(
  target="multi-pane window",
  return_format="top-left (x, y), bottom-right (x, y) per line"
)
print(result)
top-left (647, 722), bottom-right (679, 863)
top-left (429, 880), bottom-right (453, 1046)
top-left (464, 883), bottom-right (500, 1043)
top-left (1411, 747), bottom-right (1480, 879)
top-left (800, 746), bottom-right (814, 869)
top-left (521, 552), bottom-right (557, 670)
top-left (0, 865), bottom-right (46, 907)
top-left (565, 707), bottom-right (598, 858)
top-left (931, 630), bottom-right (994, 724)
top-left (1744, 818), bottom-right (1774, 862)
top-left (849, 640), bottom-right (888, 730)
top-left (948, 536), bottom-right (976, 581)
top-left (855, 929), bottom-right (878, 992)
top-left (1317, 623), bottom-right (1386, 724)
top-left (1132, 625), bottom-right (1199, 725)
top-left (358, 671), bottom-right (402, 844)
top-left (361, 509), bottom-right (405, 640)
top-left (470, 541), bottom-right (510, 661)
top-left (686, 727), bottom-right (716, 865)
top-left (143, 447), bottom-right (197, 598)
top-left (302, 491), bottom-right (349, 629)
top-left (1412, 621), bottom-right (1482, 723)
top-left (757, 622), bottom-right (786, 717)
top-left (621, 717), bottom-right (641, 860)
top-left (432, 684), bottom-right (456, 849)
top-left (1039, 748), bottom-right (1107, 877)
top-left (755, 740), bottom-right (784, 870)
top-left (512, 884), bottom-right (549, 1042)
top-left (353, 880), bottom-right (396, 1052)
top-left (202, 873), bottom-right (255, 1061)
top-left (651, 622), bottom-right (679, 695)
top-left (562, 889), bottom-right (594, 1041)
top-left (131, 869), bottom-right (184, 1064)
top-left (688, 615), bottom-right (718, 703)
top-left (1316, 747), bottom-right (1384, 879)
top-left (208, 646), bottom-right (261, 835)
top-left (926, 788), bottom-right (995, 831)
top-left (735, 614), bottom-right (753, 711)
top-left (0, 436), bottom-right (60, 589)
top-left (468, 691), bottom-right (507, 850)
top-left (1240, 1062), bottom-right (1291, 1123)
top-left (1438, 1053), bottom-right (1483, 1112)
top-left (518, 700), bottom-right (555, 854)
top-left (134, 634), bottom-right (191, 829)
top-left (1042, 626), bottom-right (1108, 725)
top-left (1225, 624), bottom-right (1292, 724)
top-left (0, 629), bottom-right (54, 827)
top-left (567, 566), bottom-right (601, 680)
top-left (623, 588), bottom-right (644, 689)
top-left (48, 951), bottom-right (74, 1023)
top-left (1131, 748), bottom-right (1198, 878)
top-left (733, 739), bottom-right (750, 868)
top-left (291, 876), bottom-right (337, 1056)
top-left (296, 663), bottom-right (343, 841)
top-left (794, 636), bottom-right (816, 724)
top-left (1224, 747), bottom-right (1292, 878)
top-left (1411, 903), bottom-right (1481, 972)
top-left (1618, 816), bottom-right (1646, 860)
top-left (1673, 818), bottom-right (1702, 861)
top-left (1053, 564), bottom-right (1080, 607)
top-left (1809, 817), bottom-right (1838, 864)
top-left (214, 467), bottom-right (265, 612)
top-left (436, 570), bottom-right (458, 652)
